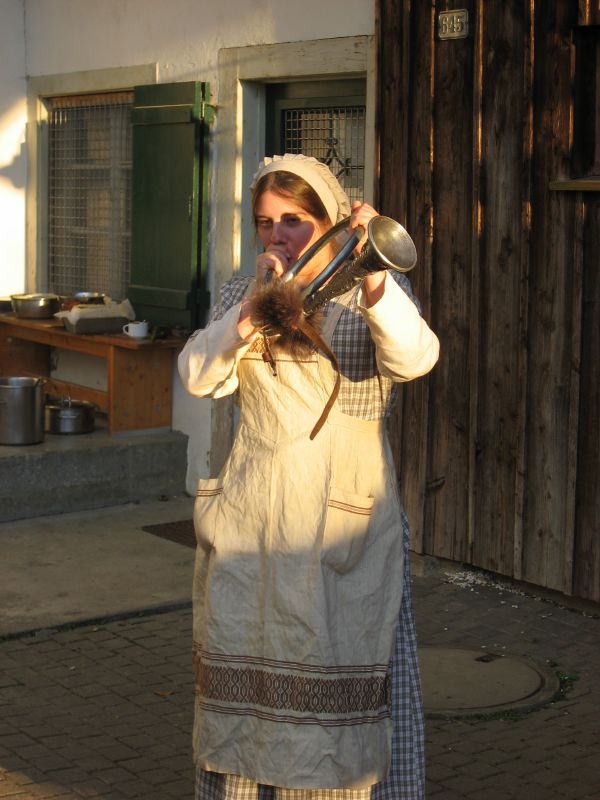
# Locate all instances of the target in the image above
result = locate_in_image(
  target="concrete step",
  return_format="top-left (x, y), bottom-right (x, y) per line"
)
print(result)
top-left (0, 421), bottom-right (189, 522)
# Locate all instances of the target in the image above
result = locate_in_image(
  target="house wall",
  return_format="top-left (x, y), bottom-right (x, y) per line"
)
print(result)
top-left (0, 0), bottom-right (27, 297)
top-left (0, 0), bottom-right (374, 491)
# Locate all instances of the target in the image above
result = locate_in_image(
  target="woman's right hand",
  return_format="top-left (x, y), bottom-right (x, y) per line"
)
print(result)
top-left (238, 248), bottom-right (291, 340)
top-left (255, 247), bottom-right (290, 284)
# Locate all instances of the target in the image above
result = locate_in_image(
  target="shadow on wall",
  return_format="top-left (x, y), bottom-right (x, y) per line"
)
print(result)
top-left (0, 140), bottom-right (26, 189)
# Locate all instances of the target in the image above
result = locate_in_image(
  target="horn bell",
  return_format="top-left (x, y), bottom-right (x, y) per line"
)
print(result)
top-left (367, 216), bottom-right (417, 273)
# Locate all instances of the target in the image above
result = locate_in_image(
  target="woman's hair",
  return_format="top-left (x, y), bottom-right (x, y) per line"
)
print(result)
top-left (251, 171), bottom-right (331, 228)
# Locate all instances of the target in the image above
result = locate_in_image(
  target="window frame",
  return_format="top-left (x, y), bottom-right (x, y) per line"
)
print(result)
top-left (265, 79), bottom-right (367, 205)
top-left (46, 91), bottom-right (134, 300)
top-left (26, 64), bottom-right (157, 293)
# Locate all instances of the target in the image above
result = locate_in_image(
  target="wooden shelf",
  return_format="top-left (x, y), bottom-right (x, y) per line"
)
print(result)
top-left (0, 314), bottom-right (183, 434)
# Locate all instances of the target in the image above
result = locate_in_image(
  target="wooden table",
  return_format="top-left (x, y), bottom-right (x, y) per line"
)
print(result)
top-left (0, 314), bottom-right (183, 434)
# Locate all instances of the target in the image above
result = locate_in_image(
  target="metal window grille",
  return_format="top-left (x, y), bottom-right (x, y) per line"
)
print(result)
top-left (47, 92), bottom-right (133, 300)
top-left (282, 106), bottom-right (365, 203)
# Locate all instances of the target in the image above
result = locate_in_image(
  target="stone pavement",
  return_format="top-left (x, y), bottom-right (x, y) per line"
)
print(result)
top-left (412, 570), bottom-right (599, 800)
top-left (0, 502), bottom-right (599, 799)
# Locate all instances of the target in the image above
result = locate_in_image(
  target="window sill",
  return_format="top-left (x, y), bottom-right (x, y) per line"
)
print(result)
top-left (549, 177), bottom-right (600, 191)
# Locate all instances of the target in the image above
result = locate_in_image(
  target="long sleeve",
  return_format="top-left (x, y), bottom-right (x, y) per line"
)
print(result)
top-left (177, 301), bottom-right (257, 398)
top-left (357, 273), bottom-right (439, 382)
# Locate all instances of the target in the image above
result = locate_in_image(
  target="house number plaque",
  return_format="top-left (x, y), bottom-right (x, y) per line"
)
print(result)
top-left (438, 9), bottom-right (469, 39)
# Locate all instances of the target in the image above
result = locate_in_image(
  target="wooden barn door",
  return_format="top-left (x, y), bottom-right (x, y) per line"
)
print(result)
top-left (377, 0), bottom-right (600, 601)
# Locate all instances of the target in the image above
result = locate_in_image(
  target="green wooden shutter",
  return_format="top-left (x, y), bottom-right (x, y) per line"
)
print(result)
top-left (129, 81), bottom-right (212, 330)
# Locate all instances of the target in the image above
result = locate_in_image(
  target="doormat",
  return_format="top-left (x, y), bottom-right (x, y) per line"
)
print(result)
top-left (142, 519), bottom-right (196, 549)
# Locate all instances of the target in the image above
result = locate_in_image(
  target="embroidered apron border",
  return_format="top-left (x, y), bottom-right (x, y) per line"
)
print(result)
top-left (195, 661), bottom-right (391, 716)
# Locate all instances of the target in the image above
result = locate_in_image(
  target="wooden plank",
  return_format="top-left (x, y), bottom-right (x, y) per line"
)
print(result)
top-left (513, 0), bottom-right (536, 582)
top-left (421, 0), bottom-right (476, 562)
top-left (0, 332), bottom-right (50, 377)
top-left (467, 0), bottom-right (484, 565)
top-left (375, 0), bottom-right (409, 220)
top-left (42, 377), bottom-right (109, 413)
top-left (471, 1), bottom-right (529, 576)
top-left (394, 0), bottom-right (436, 554)
top-left (523, 0), bottom-right (580, 592)
top-left (0, 318), bottom-right (109, 359)
top-left (563, 196), bottom-right (585, 594)
top-left (550, 179), bottom-right (600, 191)
top-left (108, 347), bottom-right (173, 433)
top-left (0, 315), bottom-right (182, 351)
top-left (376, 0), bottom-right (425, 550)
top-left (578, 0), bottom-right (600, 25)
top-left (573, 196), bottom-right (600, 601)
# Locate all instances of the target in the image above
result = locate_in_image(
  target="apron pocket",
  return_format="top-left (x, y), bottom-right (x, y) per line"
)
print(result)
top-left (194, 477), bottom-right (223, 552)
top-left (321, 487), bottom-right (374, 574)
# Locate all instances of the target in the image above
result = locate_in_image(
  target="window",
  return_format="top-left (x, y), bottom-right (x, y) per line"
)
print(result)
top-left (47, 92), bottom-right (133, 300)
top-left (266, 80), bottom-right (366, 203)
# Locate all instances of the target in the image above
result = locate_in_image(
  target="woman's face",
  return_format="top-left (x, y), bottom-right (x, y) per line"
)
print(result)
top-left (254, 190), bottom-right (332, 285)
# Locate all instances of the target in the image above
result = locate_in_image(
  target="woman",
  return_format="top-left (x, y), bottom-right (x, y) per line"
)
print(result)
top-left (178, 154), bottom-right (439, 800)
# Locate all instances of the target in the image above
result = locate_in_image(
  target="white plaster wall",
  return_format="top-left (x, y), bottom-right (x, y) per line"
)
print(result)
top-left (0, 0), bottom-right (27, 297)
top-left (24, 0), bottom-right (372, 88)
top-left (1, 0), bottom-right (374, 491)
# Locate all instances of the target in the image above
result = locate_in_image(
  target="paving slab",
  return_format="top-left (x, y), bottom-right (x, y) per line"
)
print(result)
top-left (0, 496), bottom-right (195, 637)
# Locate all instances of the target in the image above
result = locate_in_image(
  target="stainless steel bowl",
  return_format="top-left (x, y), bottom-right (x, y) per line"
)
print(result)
top-left (11, 293), bottom-right (61, 319)
top-left (74, 292), bottom-right (106, 305)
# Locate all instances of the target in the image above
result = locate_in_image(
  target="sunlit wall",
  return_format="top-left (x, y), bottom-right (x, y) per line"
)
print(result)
top-left (6, 0), bottom-right (372, 488)
top-left (0, 0), bottom-right (27, 298)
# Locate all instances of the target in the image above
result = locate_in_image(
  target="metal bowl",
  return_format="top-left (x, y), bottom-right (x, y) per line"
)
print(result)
top-left (74, 292), bottom-right (106, 305)
top-left (11, 293), bottom-right (61, 319)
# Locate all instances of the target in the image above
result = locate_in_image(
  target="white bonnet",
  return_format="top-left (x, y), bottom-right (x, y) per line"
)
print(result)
top-left (250, 153), bottom-right (351, 225)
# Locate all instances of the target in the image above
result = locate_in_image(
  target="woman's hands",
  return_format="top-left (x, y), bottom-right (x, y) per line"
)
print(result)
top-left (238, 201), bottom-right (387, 337)
top-left (350, 201), bottom-right (387, 308)
top-left (255, 247), bottom-right (290, 285)
top-left (238, 247), bottom-right (292, 340)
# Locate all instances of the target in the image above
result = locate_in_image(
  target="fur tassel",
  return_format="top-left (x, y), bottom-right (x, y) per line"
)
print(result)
top-left (249, 280), bottom-right (322, 356)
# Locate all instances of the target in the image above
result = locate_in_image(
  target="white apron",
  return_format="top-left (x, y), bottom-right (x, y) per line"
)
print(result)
top-left (192, 302), bottom-right (404, 791)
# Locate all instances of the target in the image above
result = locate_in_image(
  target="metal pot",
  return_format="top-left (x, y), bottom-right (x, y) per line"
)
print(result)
top-left (0, 377), bottom-right (45, 445)
top-left (11, 293), bottom-right (61, 319)
top-left (45, 398), bottom-right (96, 435)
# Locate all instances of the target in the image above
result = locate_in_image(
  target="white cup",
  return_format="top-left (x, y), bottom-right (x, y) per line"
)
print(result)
top-left (123, 320), bottom-right (149, 338)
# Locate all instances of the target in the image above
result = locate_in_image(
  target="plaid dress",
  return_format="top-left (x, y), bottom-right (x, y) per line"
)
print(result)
top-left (194, 272), bottom-right (426, 800)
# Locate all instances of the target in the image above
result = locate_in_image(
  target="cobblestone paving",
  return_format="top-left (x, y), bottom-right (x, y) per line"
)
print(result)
top-left (1, 572), bottom-right (599, 799)
top-left (413, 573), bottom-right (600, 800)
top-left (0, 610), bottom-right (195, 799)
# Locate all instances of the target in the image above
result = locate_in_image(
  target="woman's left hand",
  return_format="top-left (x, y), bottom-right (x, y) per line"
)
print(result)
top-left (349, 201), bottom-right (379, 254)
top-left (350, 201), bottom-right (387, 307)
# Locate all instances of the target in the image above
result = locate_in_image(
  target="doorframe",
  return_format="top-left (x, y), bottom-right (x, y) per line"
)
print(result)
top-left (209, 36), bottom-right (376, 475)
top-left (214, 36), bottom-right (376, 294)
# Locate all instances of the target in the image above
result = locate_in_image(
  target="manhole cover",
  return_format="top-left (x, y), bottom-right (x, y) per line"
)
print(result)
top-left (419, 647), bottom-right (560, 717)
